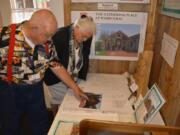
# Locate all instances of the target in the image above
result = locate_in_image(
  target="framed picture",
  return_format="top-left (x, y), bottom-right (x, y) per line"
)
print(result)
top-left (71, 11), bottom-right (148, 61)
top-left (135, 84), bottom-right (166, 124)
top-left (161, 0), bottom-right (180, 19)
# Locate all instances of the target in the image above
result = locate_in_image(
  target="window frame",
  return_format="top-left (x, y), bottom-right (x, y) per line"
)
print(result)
top-left (10, 0), bottom-right (50, 23)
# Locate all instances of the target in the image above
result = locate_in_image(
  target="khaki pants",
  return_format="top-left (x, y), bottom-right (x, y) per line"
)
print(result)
top-left (43, 82), bottom-right (52, 109)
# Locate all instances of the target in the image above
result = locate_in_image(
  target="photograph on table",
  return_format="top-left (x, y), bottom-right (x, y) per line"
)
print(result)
top-left (135, 84), bottom-right (166, 124)
top-left (79, 92), bottom-right (102, 109)
top-left (62, 91), bottom-right (103, 112)
top-left (71, 11), bottom-right (148, 61)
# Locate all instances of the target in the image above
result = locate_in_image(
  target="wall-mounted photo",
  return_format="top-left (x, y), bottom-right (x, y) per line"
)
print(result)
top-left (161, 0), bottom-right (180, 19)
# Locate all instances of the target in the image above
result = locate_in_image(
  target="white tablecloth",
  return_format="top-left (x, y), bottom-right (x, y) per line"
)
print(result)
top-left (48, 73), bottom-right (164, 135)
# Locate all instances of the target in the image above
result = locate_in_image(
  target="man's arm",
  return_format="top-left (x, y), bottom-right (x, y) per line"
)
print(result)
top-left (49, 62), bottom-right (88, 101)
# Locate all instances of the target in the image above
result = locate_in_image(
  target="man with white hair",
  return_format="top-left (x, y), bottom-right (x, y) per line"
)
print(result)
top-left (0, 9), bottom-right (88, 135)
top-left (44, 14), bottom-right (96, 114)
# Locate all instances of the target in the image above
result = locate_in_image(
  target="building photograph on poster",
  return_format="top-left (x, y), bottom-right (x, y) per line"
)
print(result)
top-left (79, 92), bottom-right (102, 109)
top-left (72, 0), bottom-right (150, 3)
top-left (95, 23), bottom-right (140, 58)
top-left (71, 11), bottom-right (147, 60)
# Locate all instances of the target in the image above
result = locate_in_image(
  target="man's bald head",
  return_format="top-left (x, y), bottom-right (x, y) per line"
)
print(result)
top-left (26, 9), bottom-right (57, 44)
top-left (30, 9), bottom-right (57, 32)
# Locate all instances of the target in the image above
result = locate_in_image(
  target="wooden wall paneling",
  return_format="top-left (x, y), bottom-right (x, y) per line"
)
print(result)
top-left (149, 15), bottom-right (168, 86)
top-left (157, 16), bottom-right (180, 126)
top-left (158, 61), bottom-right (173, 99)
top-left (158, 61), bottom-right (173, 125)
top-left (144, 33), bottom-right (156, 50)
top-left (133, 50), bottom-right (153, 96)
top-left (152, 132), bottom-right (169, 135)
top-left (167, 35), bottom-right (180, 100)
top-left (118, 3), bottom-right (149, 12)
top-left (132, 0), bottom-right (158, 95)
top-left (161, 98), bottom-right (180, 126)
top-left (149, 43), bottom-right (163, 86)
top-left (144, 0), bottom-right (158, 50)
top-left (89, 60), bottom-right (130, 74)
top-left (176, 111), bottom-right (180, 127)
top-left (171, 49), bottom-right (180, 99)
top-left (161, 18), bottom-right (180, 126)
top-left (64, 0), bottom-right (71, 25)
top-left (128, 61), bottom-right (137, 74)
top-left (149, 11), bottom-right (173, 86)
top-left (149, 0), bottom-right (180, 126)
top-left (131, 0), bottom-right (157, 76)
top-left (71, 3), bottom-right (149, 12)
top-left (71, 3), bottom-right (97, 11)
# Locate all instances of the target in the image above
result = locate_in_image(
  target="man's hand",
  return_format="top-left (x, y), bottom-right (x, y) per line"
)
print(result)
top-left (79, 98), bottom-right (87, 107)
top-left (74, 87), bottom-right (88, 100)
top-left (50, 63), bottom-right (89, 107)
top-left (74, 88), bottom-right (89, 107)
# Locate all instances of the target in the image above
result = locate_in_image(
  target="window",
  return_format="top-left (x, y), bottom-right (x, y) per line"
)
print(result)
top-left (10, 0), bottom-right (50, 23)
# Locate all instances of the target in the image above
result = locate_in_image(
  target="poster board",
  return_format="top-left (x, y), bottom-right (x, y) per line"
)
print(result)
top-left (161, 0), bottom-right (180, 19)
top-left (72, 0), bottom-right (150, 3)
top-left (63, 0), bottom-right (157, 86)
top-left (71, 11), bottom-right (148, 61)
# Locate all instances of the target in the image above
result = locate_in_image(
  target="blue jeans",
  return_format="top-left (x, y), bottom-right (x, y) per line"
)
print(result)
top-left (0, 81), bottom-right (50, 135)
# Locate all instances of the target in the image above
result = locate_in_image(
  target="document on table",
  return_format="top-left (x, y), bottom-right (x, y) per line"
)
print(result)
top-left (63, 91), bottom-right (130, 112)
top-left (101, 92), bottom-right (134, 114)
top-left (61, 90), bottom-right (134, 123)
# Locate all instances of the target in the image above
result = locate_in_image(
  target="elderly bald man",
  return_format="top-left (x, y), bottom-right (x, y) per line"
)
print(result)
top-left (0, 9), bottom-right (87, 135)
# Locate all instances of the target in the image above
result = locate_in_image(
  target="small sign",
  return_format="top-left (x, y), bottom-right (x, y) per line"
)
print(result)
top-left (130, 82), bottom-right (138, 93)
top-left (160, 33), bottom-right (179, 68)
top-left (161, 0), bottom-right (180, 19)
top-left (98, 3), bottom-right (118, 11)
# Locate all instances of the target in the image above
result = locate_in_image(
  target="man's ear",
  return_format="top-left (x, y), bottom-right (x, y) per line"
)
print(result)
top-left (29, 20), bottom-right (38, 33)
top-left (31, 26), bottom-right (38, 33)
